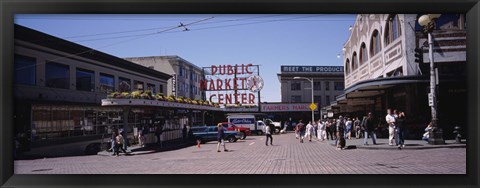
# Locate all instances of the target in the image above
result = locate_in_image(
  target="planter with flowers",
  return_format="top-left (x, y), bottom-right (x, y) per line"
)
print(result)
top-left (155, 93), bottom-right (165, 101)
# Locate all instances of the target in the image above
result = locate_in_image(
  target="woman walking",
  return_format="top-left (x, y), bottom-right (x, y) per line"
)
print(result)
top-left (318, 120), bottom-right (326, 141)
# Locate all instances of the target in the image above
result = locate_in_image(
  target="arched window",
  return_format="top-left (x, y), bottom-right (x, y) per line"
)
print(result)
top-left (352, 52), bottom-right (358, 71)
top-left (359, 43), bottom-right (368, 65)
top-left (385, 14), bottom-right (402, 46)
top-left (345, 59), bottom-right (350, 75)
top-left (370, 30), bottom-right (381, 57)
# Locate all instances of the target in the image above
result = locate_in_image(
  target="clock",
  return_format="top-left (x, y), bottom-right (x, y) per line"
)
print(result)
top-left (246, 75), bottom-right (264, 93)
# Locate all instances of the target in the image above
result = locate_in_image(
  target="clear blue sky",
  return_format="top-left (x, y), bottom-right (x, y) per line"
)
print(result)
top-left (15, 14), bottom-right (356, 102)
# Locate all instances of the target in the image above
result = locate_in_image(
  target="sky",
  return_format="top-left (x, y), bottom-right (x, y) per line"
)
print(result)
top-left (15, 14), bottom-right (356, 102)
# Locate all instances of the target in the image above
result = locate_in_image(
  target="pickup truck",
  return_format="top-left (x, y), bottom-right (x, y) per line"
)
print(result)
top-left (191, 126), bottom-right (243, 143)
top-left (221, 122), bottom-right (251, 140)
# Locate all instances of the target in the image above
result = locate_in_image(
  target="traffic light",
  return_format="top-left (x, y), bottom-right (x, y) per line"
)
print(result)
top-left (414, 48), bottom-right (423, 63)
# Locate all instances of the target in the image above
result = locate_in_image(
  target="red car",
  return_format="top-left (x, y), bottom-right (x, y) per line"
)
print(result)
top-left (221, 122), bottom-right (250, 140)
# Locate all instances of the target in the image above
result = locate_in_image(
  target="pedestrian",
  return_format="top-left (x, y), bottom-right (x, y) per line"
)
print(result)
top-left (115, 131), bottom-right (127, 156)
top-left (331, 118), bottom-right (337, 140)
top-left (120, 129), bottom-right (128, 152)
top-left (363, 112), bottom-right (377, 145)
top-left (109, 128), bottom-right (117, 152)
top-left (336, 116), bottom-right (346, 150)
top-left (155, 124), bottom-right (162, 144)
top-left (265, 122), bottom-right (273, 146)
top-left (325, 118), bottom-right (332, 140)
top-left (216, 123), bottom-right (229, 152)
top-left (396, 111), bottom-right (406, 148)
top-left (318, 120), bottom-right (326, 141)
top-left (297, 120), bottom-right (306, 143)
top-left (138, 127), bottom-right (146, 147)
top-left (295, 121), bottom-right (300, 139)
top-left (354, 117), bottom-right (362, 139)
top-left (182, 124), bottom-right (188, 142)
top-left (393, 109), bottom-right (399, 146)
top-left (385, 109), bottom-right (396, 146)
top-left (345, 118), bottom-right (352, 139)
top-left (306, 121), bottom-right (314, 142)
top-left (422, 122), bottom-right (433, 142)
top-left (313, 121), bottom-right (318, 138)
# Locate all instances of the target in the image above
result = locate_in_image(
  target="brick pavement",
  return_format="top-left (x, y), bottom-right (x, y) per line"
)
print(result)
top-left (14, 132), bottom-right (466, 174)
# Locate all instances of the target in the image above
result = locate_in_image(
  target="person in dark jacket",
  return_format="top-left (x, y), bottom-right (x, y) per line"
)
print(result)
top-left (216, 123), bottom-right (229, 152)
top-left (396, 111), bottom-right (406, 148)
top-left (363, 112), bottom-right (377, 145)
top-left (296, 120), bottom-right (306, 143)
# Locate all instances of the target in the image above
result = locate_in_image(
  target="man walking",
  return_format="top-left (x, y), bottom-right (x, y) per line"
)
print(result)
top-left (386, 109), bottom-right (396, 146)
top-left (265, 122), bottom-right (273, 146)
top-left (306, 121), bottom-right (314, 142)
top-left (297, 120), bottom-right (306, 143)
top-left (216, 123), bottom-right (229, 152)
top-left (363, 112), bottom-right (377, 145)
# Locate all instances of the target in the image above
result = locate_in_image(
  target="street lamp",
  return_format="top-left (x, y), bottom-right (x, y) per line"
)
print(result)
top-left (418, 14), bottom-right (444, 145)
top-left (294, 77), bottom-right (315, 125)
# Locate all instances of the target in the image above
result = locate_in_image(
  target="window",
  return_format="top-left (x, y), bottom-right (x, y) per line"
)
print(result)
top-left (351, 52), bottom-right (358, 71)
top-left (99, 73), bottom-right (114, 93)
top-left (133, 80), bottom-right (144, 91)
top-left (345, 59), bottom-right (350, 75)
top-left (118, 77), bottom-right (131, 92)
top-left (159, 84), bottom-right (164, 94)
top-left (359, 43), bottom-right (368, 65)
top-left (291, 95), bottom-right (302, 103)
top-left (76, 68), bottom-right (95, 92)
top-left (385, 14), bottom-right (402, 46)
top-left (334, 82), bottom-right (344, 91)
top-left (326, 95), bottom-right (331, 105)
top-left (370, 30), bottom-right (382, 57)
top-left (147, 83), bottom-right (156, 93)
top-left (291, 82), bottom-right (301, 91)
top-left (325, 82), bottom-right (330, 91)
top-left (314, 82), bottom-right (322, 90)
top-left (46, 62), bottom-right (70, 89)
top-left (314, 96), bottom-right (322, 105)
top-left (14, 54), bottom-right (36, 85)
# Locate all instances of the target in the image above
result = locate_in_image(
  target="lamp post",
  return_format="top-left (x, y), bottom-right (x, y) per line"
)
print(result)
top-left (418, 14), bottom-right (444, 145)
top-left (294, 77), bottom-right (315, 125)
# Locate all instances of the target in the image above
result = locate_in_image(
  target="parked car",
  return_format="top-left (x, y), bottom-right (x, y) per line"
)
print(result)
top-left (221, 122), bottom-right (251, 140)
top-left (191, 126), bottom-right (243, 143)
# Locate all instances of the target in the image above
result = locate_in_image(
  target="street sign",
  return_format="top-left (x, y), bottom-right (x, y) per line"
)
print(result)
top-left (309, 103), bottom-right (317, 111)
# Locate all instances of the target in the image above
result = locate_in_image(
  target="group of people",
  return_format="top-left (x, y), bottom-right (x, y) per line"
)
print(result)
top-left (385, 109), bottom-right (406, 148)
top-left (110, 128), bottom-right (128, 156)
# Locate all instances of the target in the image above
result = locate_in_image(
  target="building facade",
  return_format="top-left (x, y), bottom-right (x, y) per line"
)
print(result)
top-left (278, 66), bottom-right (344, 109)
top-left (124, 56), bottom-right (205, 100)
top-left (13, 24), bottom-right (180, 153)
top-left (329, 14), bottom-right (466, 139)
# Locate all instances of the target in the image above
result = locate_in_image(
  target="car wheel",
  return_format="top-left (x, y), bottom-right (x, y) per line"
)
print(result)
top-left (275, 128), bottom-right (281, 134)
top-left (257, 130), bottom-right (263, 135)
top-left (228, 136), bottom-right (236, 143)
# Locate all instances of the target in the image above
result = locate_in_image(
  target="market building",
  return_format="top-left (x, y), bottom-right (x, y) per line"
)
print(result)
top-left (326, 14), bottom-right (466, 139)
top-left (13, 24), bottom-right (198, 155)
top-left (124, 56), bottom-right (205, 101)
top-left (278, 65), bottom-right (344, 112)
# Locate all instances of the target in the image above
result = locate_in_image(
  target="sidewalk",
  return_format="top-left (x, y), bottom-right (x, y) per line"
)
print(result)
top-left (321, 137), bottom-right (466, 150)
top-left (97, 139), bottom-right (194, 156)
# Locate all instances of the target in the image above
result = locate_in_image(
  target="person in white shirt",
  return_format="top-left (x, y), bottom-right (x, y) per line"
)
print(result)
top-left (305, 121), bottom-right (314, 142)
top-left (317, 120), bottom-right (326, 141)
top-left (385, 109), bottom-right (396, 146)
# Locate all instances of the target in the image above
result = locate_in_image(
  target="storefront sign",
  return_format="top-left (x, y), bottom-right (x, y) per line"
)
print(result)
top-left (261, 103), bottom-right (319, 112)
top-left (281, 66), bottom-right (344, 73)
top-left (201, 64), bottom-right (261, 105)
top-left (171, 74), bottom-right (177, 96)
